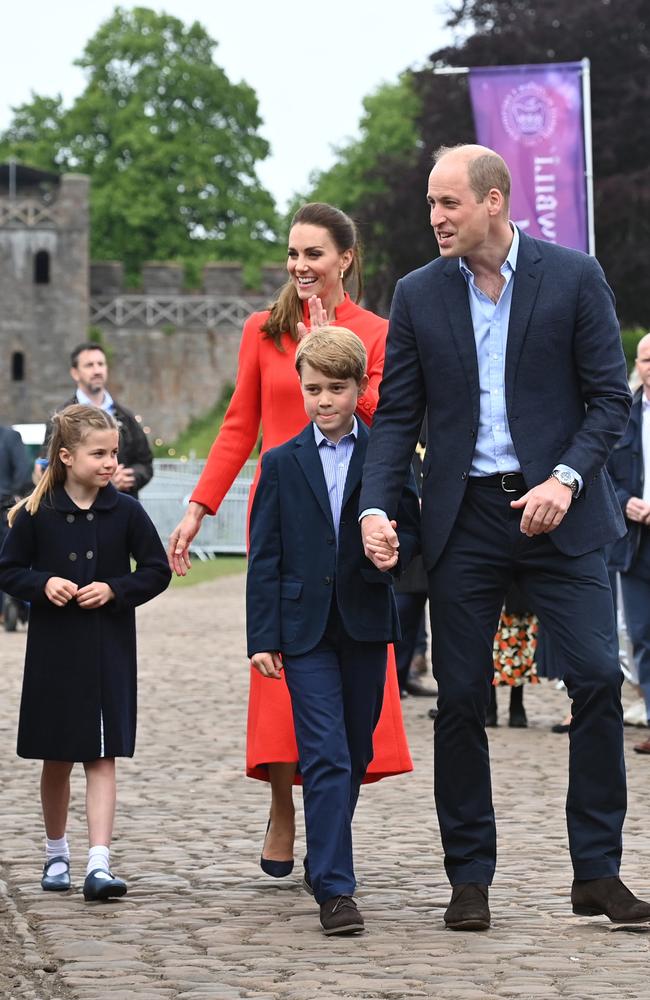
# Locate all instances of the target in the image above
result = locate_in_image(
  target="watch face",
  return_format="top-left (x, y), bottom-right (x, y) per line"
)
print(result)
top-left (558, 470), bottom-right (572, 485)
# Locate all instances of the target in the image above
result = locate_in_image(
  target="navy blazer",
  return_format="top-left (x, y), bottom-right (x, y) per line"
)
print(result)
top-left (607, 389), bottom-right (646, 572)
top-left (246, 420), bottom-right (420, 658)
top-left (359, 229), bottom-right (631, 568)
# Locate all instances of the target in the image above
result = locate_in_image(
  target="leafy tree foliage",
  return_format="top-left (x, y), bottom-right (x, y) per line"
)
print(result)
top-left (310, 0), bottom-right (650, 325)
top-left (0, 7), bottom-right (278, 283)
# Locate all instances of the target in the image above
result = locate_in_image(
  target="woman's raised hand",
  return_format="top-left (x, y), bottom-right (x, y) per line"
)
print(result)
top-left (297, 295), bottom-right (329, 340)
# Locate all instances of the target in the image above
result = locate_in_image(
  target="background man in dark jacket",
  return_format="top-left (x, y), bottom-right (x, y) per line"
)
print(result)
top-left (45, 343), bottom-right (153, 497)
top-left (607, 332), bottom-right (650, 753)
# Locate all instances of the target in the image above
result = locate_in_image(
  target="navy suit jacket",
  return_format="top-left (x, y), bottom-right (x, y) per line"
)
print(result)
top-left (359, 229), bottom-right (631, 569)
top-left (246, 420), bottom-right (420, 657)
top-left (607, 389), bottom-right (646, 573)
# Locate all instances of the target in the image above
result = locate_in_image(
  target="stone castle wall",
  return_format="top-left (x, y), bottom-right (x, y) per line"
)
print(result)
top-left (0, 165), bottom-right (286, 441)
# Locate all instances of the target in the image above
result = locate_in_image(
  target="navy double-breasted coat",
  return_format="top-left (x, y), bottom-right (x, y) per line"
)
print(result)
top-left (0, 484), bottom-right (171, 761)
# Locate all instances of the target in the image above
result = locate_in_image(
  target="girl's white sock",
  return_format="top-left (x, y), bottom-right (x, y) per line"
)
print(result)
top-left (45, 836), bottom-right (70, 876)
top-left (87, 844), bottom-right (110, 877)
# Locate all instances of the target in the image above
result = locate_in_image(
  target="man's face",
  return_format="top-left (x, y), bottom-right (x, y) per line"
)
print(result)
top-left (635, 336), bottom-right (650, 395)
top-left (426, 155), bottom-right (491, 259)
top-left (71, 349), bottom-right (108, 399)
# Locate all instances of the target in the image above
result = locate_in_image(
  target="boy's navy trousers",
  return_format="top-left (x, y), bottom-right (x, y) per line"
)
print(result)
top-left (283, 598), bottom-right (387, 904)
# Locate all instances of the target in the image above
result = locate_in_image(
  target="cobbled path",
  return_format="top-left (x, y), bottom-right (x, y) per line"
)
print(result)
top-left (1, 572), bottom-right (649, 1000)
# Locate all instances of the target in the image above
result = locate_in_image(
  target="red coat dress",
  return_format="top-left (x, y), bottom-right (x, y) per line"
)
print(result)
top-left (191, 294), bottom-right (413, 782)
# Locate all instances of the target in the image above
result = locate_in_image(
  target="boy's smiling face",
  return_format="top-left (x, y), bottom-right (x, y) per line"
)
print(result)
top-left (299, 362), bottom-right (368, 444)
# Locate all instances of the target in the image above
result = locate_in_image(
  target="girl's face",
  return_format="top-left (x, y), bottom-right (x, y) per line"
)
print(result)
top-left (287, 224), bottom-right (354, 312)
top-left (60, 429), bottom-right (119, 492)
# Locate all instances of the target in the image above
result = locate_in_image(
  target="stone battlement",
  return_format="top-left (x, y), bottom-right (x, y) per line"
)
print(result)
top-left (90, 260), bottom-right (287, 298)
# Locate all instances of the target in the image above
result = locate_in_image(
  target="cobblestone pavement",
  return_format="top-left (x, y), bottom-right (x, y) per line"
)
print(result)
top-left (1, 573), bottom-right (650, 1000)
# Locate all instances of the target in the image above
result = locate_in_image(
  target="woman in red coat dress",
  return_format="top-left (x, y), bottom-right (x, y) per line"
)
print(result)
top-left (168, 203), bottom-right (412, 876)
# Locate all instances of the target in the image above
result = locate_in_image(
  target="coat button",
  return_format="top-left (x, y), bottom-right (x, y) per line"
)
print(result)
top-left (461, 472), bottom-right (467, 480)
top-left (327, 537), bottom-right (335, 545)
top-left (86, 512), bottom-right (94, 521)
top-left (66, 514), bottom-right (75, 523)
top-left (323, 576), bottom-right (332, 585)
top-left (69, 552), bottom-right (77, 561)
top-left (86, 550), bottom-right (94, 559)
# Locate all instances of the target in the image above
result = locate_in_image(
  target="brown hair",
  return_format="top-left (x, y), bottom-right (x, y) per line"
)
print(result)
top-left (8, 405), bottom-right (118, 525)
top-left (295, 326), bottom-right (367, 385)
top-left (262, 203), bottom-right (364, 350)
top-left (433, 145), bottom-right (511, 205)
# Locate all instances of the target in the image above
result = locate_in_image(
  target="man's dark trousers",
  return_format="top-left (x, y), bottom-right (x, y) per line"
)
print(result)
top-left (283, 600), bottom-right (387, 905)
top-left (428, 477), bottom-right (626, 887)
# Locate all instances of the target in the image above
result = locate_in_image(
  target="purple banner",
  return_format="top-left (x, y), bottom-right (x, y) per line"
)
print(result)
top-left (468, 63), bottom-right (588, 252)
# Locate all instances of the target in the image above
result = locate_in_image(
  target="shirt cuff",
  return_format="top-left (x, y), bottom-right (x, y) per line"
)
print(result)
top-left (359, 508), bottom-right (388, 523)
top-left (554, 464), bottom-right (583, 497)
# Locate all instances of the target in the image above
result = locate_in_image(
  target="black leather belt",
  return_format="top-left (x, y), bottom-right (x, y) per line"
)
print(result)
top-left (468, 473), bottom-right (526, 493)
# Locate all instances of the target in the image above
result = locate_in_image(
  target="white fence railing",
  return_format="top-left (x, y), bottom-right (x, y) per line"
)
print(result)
top-left (140, 458), bottom-right (256, 556)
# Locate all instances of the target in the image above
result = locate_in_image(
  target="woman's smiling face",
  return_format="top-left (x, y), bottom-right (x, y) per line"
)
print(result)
top-left (286, 223), bottom-right (353, 313)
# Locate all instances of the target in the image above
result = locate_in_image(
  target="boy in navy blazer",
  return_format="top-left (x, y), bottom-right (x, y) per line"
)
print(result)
top-left (247, 327), bottom-right (419, 936)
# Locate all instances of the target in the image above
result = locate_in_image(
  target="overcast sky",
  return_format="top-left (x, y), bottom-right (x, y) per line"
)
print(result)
top-left (0, 0), bottom-right (454, 209)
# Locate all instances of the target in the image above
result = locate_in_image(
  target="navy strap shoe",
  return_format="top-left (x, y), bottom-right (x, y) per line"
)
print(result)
top-left (83, 869), bottom-right (127, 901)
top-left (41, 855), bottom-right (71, 892)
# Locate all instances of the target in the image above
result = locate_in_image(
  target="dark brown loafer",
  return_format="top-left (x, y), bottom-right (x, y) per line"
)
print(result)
top-left (444, 883), bottom-right (490, 931)
top-left (571, 877), bottom-right (650, 923)
top-left (320, 895), bottom-right (365, 936)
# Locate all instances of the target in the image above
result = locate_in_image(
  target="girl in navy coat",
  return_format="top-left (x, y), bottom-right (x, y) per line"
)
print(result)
top-left (0, 405), bottom-right (170, 901)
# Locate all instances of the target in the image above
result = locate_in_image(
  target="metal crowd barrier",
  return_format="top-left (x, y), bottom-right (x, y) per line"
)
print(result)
top-left (140, 458), bottom-right (256, 557)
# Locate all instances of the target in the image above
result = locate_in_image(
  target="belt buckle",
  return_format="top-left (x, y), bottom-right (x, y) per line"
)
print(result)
top-left (501, 473), bottom-right (519, 493)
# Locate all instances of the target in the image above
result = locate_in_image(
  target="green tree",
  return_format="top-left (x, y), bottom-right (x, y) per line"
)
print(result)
top-left (308, 76), bottom-right (424, 314)
top-left (0, 6), bottom-right (278, 283)
top-left (308, 0), bottom-right (650, 325)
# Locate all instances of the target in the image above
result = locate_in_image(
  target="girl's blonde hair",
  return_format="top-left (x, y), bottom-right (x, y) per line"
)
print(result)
top-left (261, 203), bottom-right (364, 350)
top-left (8, 405), bottom-right (118, 526)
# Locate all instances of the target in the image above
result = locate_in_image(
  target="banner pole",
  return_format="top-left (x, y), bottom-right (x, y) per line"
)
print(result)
top-left (581, 57), bottom-right (596, 256)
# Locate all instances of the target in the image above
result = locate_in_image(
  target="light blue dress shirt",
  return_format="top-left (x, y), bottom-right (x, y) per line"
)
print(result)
top-left (461, 225), bottom-right (520, 476)
top-left (460, 224), bottom-right (581, 491)
top-left (314, 417), bottom-right (358, 541)
top-left (76, 387), bottom-right (115, 414)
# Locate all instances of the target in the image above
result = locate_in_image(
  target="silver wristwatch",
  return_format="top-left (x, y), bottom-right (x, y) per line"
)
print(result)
top-left (550, 468), bottom-right (579, 496)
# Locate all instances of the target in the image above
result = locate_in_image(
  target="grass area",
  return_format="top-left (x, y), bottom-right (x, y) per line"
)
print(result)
top-left (154, 384), bottom-right (236, 459)
top-left (170, 555), bottom-right (247, 587)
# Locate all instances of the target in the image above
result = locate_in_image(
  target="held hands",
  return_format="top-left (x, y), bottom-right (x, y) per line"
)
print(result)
top-left (112, 464), bottom-right (136, 492)
top-left (361, 515), bottom-right (400, 572)
top-left (296, 295), bottom-right (329, 340)
top-left (168, 502), bottom-right (207, 576)
top-left (76, 582), bottom-right (114, 608)
top-left (44, 579), bottom-right (114, 608)
top-left (45, 577), bottom-right (78, 606)
top-left (251, 651), bottom-right (284, 680)
top-left (510, 478), bottom-right (572, 537)
top-left (625, 497), bottom-right (650, 525)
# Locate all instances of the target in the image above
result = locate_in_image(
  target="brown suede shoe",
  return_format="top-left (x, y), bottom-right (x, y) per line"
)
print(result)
top-left (444, 883), bottom-right (490, 930)
top-left (571, 877), bottom-right (650, 923)
top-left (319, 895), bottom-right (365, 936)
top-left (634, 736), bottom-right (650, 754)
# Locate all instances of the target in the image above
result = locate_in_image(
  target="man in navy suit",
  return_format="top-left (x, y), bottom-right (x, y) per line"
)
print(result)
top-left (608, 332), bottom-right (650, 753)
top-left (247, 327), bottom-right (419, 936)
top-left (360, 144), bottom-right (650, 929)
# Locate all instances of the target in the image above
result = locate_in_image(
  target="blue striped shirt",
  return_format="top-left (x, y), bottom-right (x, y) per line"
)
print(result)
top-left (314, 417), bottom-right (358, 541)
